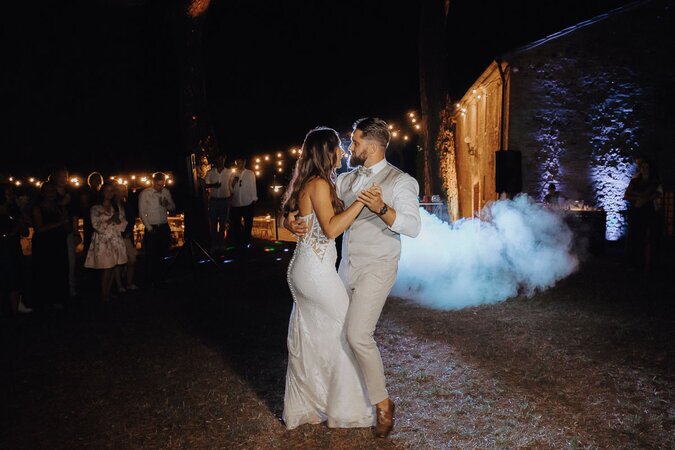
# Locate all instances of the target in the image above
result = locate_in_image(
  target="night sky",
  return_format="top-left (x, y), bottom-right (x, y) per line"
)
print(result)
top-left (3, 0), bottom-right (635, 177)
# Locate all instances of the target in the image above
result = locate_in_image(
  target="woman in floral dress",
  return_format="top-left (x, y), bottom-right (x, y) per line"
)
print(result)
top-left (85, 182), bottom-right (128, 301)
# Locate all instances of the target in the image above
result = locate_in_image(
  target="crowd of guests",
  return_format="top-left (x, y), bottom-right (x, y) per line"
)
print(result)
top-left (201, 154), bottom-right (258, 252)
top-left (0, 168), bottom-right (175, 315)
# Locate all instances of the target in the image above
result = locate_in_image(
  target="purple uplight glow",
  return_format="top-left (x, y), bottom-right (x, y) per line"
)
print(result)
top-left (587, 77), bottom-right (641, 240)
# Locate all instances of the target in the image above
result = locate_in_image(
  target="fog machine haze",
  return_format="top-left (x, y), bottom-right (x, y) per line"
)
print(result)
top-left (393, 195), bottom-right (580, 309)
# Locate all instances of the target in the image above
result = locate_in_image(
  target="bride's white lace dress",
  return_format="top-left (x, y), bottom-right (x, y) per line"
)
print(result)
top-left (283, 213), bottom-right (375, 429)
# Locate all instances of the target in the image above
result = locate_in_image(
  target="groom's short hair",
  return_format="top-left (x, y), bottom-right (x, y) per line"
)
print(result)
top-left (353, 117), bottom-right (391, 149)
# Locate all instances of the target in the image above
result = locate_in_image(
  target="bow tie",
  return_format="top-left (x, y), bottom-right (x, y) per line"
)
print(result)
top-left (356, 166), bottom-right (373, 177)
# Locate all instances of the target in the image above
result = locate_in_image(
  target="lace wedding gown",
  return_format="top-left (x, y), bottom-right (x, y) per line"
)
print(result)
top-left (283, 213), bottom-right (375, 429)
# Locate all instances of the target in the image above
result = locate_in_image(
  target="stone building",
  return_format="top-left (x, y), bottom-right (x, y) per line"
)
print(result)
top-left (442, 0), bottom-right (674, 240)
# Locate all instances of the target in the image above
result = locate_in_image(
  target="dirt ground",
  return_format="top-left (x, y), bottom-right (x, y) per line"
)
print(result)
top-left (2, 242), bottom-right (674, 449)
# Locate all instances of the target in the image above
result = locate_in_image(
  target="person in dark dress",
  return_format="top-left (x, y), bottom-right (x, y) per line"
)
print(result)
top-left (624, 159), bottom-right (662, 270)
top-left (0, 183), bottom-right (30, 314)
top-left (114, 184), bottom-right (139, 291)
top-left (31, 182), bottom-right (70, 310)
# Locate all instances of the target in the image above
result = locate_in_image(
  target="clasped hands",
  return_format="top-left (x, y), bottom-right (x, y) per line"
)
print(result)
top-left (285, 184), bottom-right (384, 237)
top-left (356, 183), bottom-right (385, 214)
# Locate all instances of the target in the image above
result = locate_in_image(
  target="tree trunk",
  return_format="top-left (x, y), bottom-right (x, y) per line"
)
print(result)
top-left (172, 0), bottom-right (218, 159)
top-left (418, 0), bottom-right (450, 197)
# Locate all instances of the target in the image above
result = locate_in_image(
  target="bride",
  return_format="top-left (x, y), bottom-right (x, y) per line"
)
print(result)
top-left (282, 126), bottom-right (376, 429)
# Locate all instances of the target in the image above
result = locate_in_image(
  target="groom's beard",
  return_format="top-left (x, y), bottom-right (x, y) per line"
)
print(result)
top-left (348, 152), bottom-right (366, 169)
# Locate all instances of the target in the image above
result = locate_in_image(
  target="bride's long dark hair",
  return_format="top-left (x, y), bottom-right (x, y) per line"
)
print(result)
top-left (281, 126), bottom-right (345, 215)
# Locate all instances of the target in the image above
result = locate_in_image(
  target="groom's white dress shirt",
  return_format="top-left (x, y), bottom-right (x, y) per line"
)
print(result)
top-left (338, 158), bottom-right (421, 238)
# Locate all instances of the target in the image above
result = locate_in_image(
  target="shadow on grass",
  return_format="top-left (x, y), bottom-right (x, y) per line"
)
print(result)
top-left (177, 242), bottom-right (295, 420)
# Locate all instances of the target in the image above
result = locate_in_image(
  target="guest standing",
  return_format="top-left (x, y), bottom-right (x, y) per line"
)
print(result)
top-left (204, 153), bottom-right (232, 251)
top-left (0, 183), bottom-right (30, 314)
top-left (84, 183), bottom-right (128, 302)
top-left (624, 158), bottom-right (662, 270)
top-left (31, 183), bottom-right (69, 310)
top-left (114, 184), bottom-right (138, 291)
top-left (229, 158), bottom-right (257, 248)
top-left (139, 172), bottom-right (175, 286)
top-left (51, 167), bottom-right (80, 298)
top-left (82, 172), bottom-right (104, 255)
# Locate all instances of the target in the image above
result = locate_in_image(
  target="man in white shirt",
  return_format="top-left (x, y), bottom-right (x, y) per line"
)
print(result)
top-left (139, 172), bottom-right (176, 286)
top-left (285, 117), bottom-right (421, 438)
top-left (204, 154), bottom-right (232, 251)
top-left (229, 158), bottom-right (258, 248)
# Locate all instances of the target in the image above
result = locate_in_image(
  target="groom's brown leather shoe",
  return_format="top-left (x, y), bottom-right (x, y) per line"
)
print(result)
top-left (374, 399), bottom-right (395, 438)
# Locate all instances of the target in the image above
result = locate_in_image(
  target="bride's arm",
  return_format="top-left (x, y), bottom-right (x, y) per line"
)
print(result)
top-left (309, 178), bottom-right (364, 239)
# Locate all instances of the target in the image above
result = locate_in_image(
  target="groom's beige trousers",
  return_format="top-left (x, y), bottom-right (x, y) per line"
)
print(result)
top-left (339, 259), bottom-right (398, 405)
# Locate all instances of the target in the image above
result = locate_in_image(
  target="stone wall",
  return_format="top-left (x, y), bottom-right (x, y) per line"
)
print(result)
top-left (505, 0), bottom-right (674, 239)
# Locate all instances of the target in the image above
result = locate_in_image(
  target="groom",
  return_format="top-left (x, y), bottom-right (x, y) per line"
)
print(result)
top-left (286, 117), bottom-right (421, 437)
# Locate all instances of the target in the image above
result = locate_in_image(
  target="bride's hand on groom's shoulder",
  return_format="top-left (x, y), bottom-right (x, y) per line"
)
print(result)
top-left (284, 210), bottom-right (309, 237)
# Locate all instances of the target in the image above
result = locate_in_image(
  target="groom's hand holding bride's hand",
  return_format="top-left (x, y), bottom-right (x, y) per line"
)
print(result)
top-left (357, 184), bottom-right (385, 213)
top-left (284, 210), bottom-right (309, 237)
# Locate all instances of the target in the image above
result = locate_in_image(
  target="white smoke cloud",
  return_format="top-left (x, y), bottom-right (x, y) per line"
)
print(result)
top-left (392, 195), bottom-right (579, 309)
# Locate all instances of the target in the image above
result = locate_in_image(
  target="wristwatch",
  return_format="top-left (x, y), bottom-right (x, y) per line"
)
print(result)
top-left (377, 204), bottom-right (388, 216)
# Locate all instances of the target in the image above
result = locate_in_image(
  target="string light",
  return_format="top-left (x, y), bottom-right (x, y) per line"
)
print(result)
top-left (409, 112), bottom-right (415, 118)
top-left (277, 168), bottom-right (283, 173)
top-left (255, 171), bottom-right (261, 176)
top-left (255, 164), bottom-right (260, 170)
top-left (29, 177), bottom-right (35, 183)
top-left (276, 152), bottom-right (282, 158)
top-left (255, 158), bottom-right (261, 163)
top-left (415, 124), bottom-right (421, 130)
top-left (277, 161), bottom-right (282, 166)
top-left (404, 135), bottom-right (409, 141)
top-left (14, 180), bottom-right (21, 186)
top-left (264, 155), bottom-right (270, 161)
top-left (131, 175), bottom-right (136, 180)
top-left (9, 177), bottom-right (13, 182)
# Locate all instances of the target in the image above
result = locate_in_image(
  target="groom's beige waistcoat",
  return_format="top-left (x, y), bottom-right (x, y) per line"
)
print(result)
top-left (338, 163), bottom-right (403, 269)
